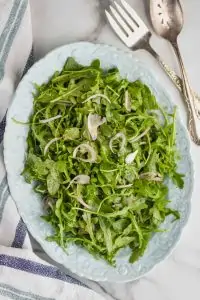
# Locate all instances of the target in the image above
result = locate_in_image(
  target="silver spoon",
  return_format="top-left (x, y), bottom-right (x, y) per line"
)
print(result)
top-left (150, 0), bottom-right (200, 145)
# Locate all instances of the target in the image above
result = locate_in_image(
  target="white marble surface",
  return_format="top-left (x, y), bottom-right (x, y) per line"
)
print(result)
top-left (29, 0), bottom-right (200, 299)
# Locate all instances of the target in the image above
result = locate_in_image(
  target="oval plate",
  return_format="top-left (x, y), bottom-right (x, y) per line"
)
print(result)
top-left (4, 42), bottom-right (193, 282)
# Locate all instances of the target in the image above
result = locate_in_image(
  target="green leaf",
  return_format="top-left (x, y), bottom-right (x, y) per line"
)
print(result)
top-left (63, 128), bottom-right (80, 140)
top-left (47, 168), bottom-right (60, 195)
top-left (99, 218), bottom-right (113, 255)
top-left (130, 214), bottom-right (143, 248)
top-left (172, 172), bottom-right (184, 189)
top-left (22, 153), bottom-right (49, 182)
top-left (63, 57), bottom-right (83, 71)
top-left (114, 236), bottom-right (135, 250)
top-left (112, 219), bottom-right (129, 233)
top-left (91, 59), bottom-right (100, 69)
top-left (83, 212), bottom-right (95, 242)
top-left (150, 206), bottom-right (162, 226)
top-left (129, 233), bottom-right (151, 263)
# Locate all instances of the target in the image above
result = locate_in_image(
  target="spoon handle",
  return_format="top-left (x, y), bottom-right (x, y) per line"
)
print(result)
top-left (145, 43), bottom-right (200, 119)
top-left (170, 40), bottom-right (200, 145)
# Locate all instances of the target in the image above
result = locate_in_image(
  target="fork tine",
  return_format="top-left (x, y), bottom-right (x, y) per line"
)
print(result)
top-left (114, 1), bottom-right (138, 31)
top-left (110, 5), bottom-right (132, 36)
top-left (120, 0), bottom-right (148, 30)
top-left (105, 10), bottom-right (128, 43)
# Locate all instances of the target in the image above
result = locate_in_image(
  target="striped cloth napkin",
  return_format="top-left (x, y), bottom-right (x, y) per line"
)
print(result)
top-left (0, 1), bottom-right (104, 299)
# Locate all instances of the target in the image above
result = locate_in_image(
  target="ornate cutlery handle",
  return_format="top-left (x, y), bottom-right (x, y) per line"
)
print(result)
top-left (145, 43), bottom-right (200, 119)
top-left (171, 40), bottom-right (200, 145)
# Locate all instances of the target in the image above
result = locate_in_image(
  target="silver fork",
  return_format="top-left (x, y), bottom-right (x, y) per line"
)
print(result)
top-left (105, 0), bottom-right (200, 116)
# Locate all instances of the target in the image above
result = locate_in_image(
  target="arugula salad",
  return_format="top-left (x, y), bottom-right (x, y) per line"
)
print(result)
top-left (22, 57), bottom-right (184, 266)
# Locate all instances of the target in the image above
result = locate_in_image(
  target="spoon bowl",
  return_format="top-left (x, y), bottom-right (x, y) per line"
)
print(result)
top-left (150, 0), bottom-right (183, 41)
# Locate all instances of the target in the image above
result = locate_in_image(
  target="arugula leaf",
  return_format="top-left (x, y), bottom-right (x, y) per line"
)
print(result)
top-left (99, 218), bottom-right (113, 255)
top-left (113, 236), bottom-right (135, 251)
top-left (63, 57), bottom-right (83, 71)
top-left (129, 233), bottom-right (151, 263)
top-left (63, 128), bottom-right (80, 140)
top-left (172, 172), bottom-right (184, 189)
top-left (47, 168), bottom-right (60, 195)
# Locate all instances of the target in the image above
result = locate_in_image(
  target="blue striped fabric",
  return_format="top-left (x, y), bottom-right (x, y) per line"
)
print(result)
top-left (0, 0), bottom-right (31, 248)
top-left (0, 0), bottom-right (28, 80)
top-left (0, 283), bottom-right (54, 300)
top-left (0, 116), bottom-right (6, 143)
top-left (0, 254), bottom-right (84, 286)
top-left (11, 219), bottom-right (27, 249)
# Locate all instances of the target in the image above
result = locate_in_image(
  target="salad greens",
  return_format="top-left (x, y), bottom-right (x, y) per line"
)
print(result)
top-left (22, 57), bottom-right (183, 266)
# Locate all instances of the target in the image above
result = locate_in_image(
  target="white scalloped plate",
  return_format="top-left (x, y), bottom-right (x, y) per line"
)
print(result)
top-left (4, 43), bottom-right (193, 282)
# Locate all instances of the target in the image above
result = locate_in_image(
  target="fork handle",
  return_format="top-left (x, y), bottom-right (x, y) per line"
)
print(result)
top-left (145, 43), bottom-right (200, 119)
